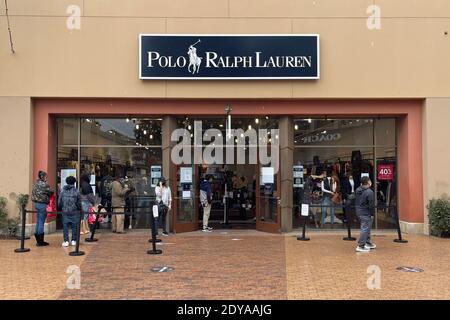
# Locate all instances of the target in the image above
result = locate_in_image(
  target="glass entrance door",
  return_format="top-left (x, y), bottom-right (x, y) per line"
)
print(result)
top-left (172, 163), bottom-right (198, 233)
top-left (256, 164), bottom-right (281, 233)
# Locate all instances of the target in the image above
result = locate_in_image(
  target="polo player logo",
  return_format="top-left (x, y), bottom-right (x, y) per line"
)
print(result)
top-left (187, 39), bottom-right (202, 74)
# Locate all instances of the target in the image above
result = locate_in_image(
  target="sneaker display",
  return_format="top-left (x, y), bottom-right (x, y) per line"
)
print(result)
top-left (365, 242), bottom-right (377, 249)
top-left (356, 246), bottom-right (370, 253)
top-left (62, 241), bottom-right (69, 247)
top-left (71, 240), bottom-right (77, 246)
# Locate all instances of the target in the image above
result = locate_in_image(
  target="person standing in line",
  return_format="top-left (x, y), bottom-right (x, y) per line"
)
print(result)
top-left (111, 171), bottom-right (130, 234)
top-left (57, 176), bottom-right (81, 247)
top-left (31, 170), bottom-right (54, 246)
top-left (100, 168), bottom-right (114, 223)
top-left (80, 172), bottom-right (95, 234)
top-left (155, 177), bottom-right (172, 236)
top-left (200, 174), bottom-right (213, 232)
top-left (355, 176), bottom-right (376, 253)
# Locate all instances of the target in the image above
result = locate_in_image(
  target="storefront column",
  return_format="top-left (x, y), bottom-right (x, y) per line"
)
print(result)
top-left (162, 116), bottom-right (177, 232)
top-left (279, 116), bottom-right (294, 232)
top-left (397, 106), bottom-right (424, 234)
top-left (0, 97), bottom-right (35, 236)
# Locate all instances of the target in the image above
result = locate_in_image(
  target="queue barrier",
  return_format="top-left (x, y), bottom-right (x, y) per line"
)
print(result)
top-left (293, 203), bottom-right (407, 243)
top-left (14, 201), bottom-right (165, 256)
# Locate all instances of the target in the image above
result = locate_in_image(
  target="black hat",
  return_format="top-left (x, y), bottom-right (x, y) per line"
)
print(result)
top-left (160, 177), bottom-right (167, 183)
top-left (38, 170), bottom-right (47, 180)
top-left (66, 176), bottom-right (77, 185)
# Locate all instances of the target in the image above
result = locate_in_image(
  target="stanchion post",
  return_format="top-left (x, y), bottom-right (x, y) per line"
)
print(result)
top-left (85, 205), bottom-right (101, 242)
top-left (297, 205), bottom-right (310, 241)
top-left (343, 203), bottom-right (356, 241)
top-left (147, 213), bottom-right (162, 255)
top-left (393, 205), bottom-right (408, 243)
top-left (14, 204), bottom-right (30, 253)
top-left (148, 205), bottom-right (161, 243)
top-left (69, 210), bottom-right (85, 256)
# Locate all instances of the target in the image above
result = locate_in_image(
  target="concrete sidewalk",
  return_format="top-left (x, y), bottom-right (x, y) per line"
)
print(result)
top-left (0, 230), bottom-right (449, 300)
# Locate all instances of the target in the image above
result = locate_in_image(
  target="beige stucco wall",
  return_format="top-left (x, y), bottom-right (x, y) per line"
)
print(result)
top-left (0, 97), bottom-right (33, 218)
top-left (1, 1), bottom-right (449, 234)
top-left (0, 0), bottom-right (450, 98)
top-left (422, 98), bottom-right (450, 234)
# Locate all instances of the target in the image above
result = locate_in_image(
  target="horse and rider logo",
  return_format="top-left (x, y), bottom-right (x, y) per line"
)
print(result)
top-left (187, 39), bottom-right (202, 74)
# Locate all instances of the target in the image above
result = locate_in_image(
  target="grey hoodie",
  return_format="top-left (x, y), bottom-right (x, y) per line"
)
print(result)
top-left (355, 185), bottom-right (375, 216)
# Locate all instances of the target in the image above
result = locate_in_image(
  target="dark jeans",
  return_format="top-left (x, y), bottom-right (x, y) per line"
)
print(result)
top-left (158, 204), bottom-right (168, 233)
top-left (34, 202), bottom-right (47, 235)
top-left (357, 215), bottom-right (373, 247)
top-left (62, 214), bottom-right (79, 242)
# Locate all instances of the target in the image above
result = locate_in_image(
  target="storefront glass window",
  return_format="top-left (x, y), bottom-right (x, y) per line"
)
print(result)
top-left (56, 118), bottom-right (163, 229)
top-left (80, 118), bottom-right (162, 146)
top-left (57, 118), bottom-right (78, 145)
top-left (293, 118), bottom-right (397, 230)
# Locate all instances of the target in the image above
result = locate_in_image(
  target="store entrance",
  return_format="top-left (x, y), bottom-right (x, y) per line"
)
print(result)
top-left (198, 164), bottom-right (257, 229)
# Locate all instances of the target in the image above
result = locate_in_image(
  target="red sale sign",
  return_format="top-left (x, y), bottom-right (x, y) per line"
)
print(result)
top-left (377, 164), bottom-right (394, 181)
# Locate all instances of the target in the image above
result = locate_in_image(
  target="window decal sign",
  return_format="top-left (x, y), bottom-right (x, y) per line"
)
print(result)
top-left (377, 163), bottom-right (394, 181)
top-left (139, 34), bottom-right (320, 80)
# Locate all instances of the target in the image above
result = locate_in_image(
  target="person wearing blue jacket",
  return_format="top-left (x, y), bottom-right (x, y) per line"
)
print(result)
top-left (57, 176), bottom-right (82, 247)
top-left (200, 174), bottom-right (213, 232)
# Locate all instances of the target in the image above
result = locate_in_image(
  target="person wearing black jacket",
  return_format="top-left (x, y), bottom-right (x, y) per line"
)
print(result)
top-left (355, 176), bottom-right (376, 253)
top-left (80, 173), bottom-right (95, 234)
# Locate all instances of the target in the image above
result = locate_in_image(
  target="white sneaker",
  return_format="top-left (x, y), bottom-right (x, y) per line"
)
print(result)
top-left (356, 246), bottom-right (370, 253)
top-left (206, 226), bottom-right (213, 231)
top-left (62, 241), bottom-right (69, 247)
top-left (71, 240), bottom-right (77, 246)
top-left (202, 228), bottom-right (212, 233)
top-left (365, 242), bottom-right (377, 250)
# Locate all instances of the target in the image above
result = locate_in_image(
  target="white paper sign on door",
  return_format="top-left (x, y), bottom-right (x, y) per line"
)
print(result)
top-left (301, 203), bottom-right (310, 217)
top-left (180, 167), bottom-right (193, 183)
top-left (151, 165), bottom-right (162, 187)
top-left (261, 167), bottom-right (274, 184)
top-left (61, 169), bottom-right (77, 189)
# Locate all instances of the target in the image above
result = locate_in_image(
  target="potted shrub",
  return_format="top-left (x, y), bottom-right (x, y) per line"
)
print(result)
top-left (427, 196), bottom-right (450, 238)
top-left (0, 196), bottom-right (22, 239)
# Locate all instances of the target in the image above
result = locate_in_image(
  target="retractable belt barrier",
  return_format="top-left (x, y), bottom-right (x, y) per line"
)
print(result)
top-left (293, 204), bottom-right (407, 243)
top-left (14, 199), bottom-right (167, 256)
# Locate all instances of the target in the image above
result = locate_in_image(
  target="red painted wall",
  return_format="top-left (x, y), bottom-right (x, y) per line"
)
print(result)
top-left (33, 98), bottom-right (424, 224)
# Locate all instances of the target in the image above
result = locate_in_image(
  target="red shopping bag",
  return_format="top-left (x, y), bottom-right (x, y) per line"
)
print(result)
top-left (46, 194), bottom-right (57, 218)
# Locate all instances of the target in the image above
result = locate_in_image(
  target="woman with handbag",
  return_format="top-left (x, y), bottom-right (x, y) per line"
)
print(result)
top-left (80, 172), bottom-right (95, 235)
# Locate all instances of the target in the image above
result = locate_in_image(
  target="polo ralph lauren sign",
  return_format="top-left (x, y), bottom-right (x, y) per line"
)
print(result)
top-left (139, 34), bottom-right (320, 80)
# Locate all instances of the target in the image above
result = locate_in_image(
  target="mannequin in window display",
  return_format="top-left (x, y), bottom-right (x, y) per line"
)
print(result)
top-left (301, 169), bottom-right (320, 228)
top-left (341, 173), bottom-right (356, 225)
top-left (320, 171), bottom-right (337, 227)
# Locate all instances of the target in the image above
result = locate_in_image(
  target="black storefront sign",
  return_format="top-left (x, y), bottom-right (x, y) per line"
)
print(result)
top-left (139, 34), bottom-right (319, 80)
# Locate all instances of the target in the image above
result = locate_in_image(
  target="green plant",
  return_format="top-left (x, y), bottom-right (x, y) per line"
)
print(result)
top-left (0, 196), bottom-right (22, 237)
top-left (0, 197), bottom-right (8, 233)
top-left (16, 193), bottom-right (29, 210)
top-left (427, 196), bottom-right (450, 237)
